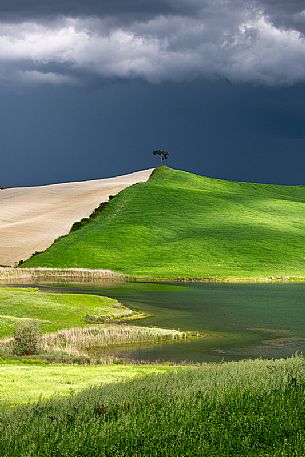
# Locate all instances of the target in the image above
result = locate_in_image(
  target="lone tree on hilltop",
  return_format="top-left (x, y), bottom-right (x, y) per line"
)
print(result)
top-left (153, 149), bottom-right (169, 165)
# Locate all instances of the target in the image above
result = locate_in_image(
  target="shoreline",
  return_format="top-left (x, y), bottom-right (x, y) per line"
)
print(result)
top-left (1, 267), bottom-right (305, 284)
top-left (0, 267), bottom-right (126, 282)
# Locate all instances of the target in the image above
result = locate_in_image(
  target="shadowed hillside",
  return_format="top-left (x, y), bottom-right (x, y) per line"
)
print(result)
top-left (23, 166), bottom-right (305, 279)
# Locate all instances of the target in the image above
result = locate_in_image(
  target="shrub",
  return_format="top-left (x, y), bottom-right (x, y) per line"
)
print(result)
top-left (12, 321), bottom-right (41, 356)
top-left (85, 314), bottom-right (110, 324)
top-left (70, 202), bottom-right (109, 233)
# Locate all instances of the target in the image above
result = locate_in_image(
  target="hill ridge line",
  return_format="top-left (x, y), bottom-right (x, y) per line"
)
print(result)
top-left (0, 168), bottom-right (154, 267)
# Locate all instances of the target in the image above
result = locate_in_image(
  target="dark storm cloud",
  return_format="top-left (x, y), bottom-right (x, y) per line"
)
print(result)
top-left (259, 0), bottom-right (305, 33)
top-left (1, 2), bottom-right (305, 188)
top-left (261, 0), bottom-right (304, 14)
top-left (1, 0), bottom-right (305, 86)
top-left (0, 0), bottom-right (184, 20)
top-left (1, 0), bottom-right (304, 23)
top-left (2, 80), bottom-right (305, 187)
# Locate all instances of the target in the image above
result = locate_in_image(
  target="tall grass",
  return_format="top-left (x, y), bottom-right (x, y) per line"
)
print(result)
top-left (0, 356), bottom-right (304, 456)
top-left (0, 267), bottom-right (125, 282)
top-left (40, 325), bottom-right (190, 356)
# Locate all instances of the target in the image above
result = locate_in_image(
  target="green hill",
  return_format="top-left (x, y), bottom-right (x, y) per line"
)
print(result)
top-left (23, 166), bottom-right (305, 280)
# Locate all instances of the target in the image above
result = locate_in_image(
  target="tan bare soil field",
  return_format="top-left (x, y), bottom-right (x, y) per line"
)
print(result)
top-left (0, 169), bottom-right (153, 267)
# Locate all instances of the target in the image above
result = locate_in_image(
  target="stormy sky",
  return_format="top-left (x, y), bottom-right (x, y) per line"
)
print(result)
top-left (1, 0), bottom-right (305, 186)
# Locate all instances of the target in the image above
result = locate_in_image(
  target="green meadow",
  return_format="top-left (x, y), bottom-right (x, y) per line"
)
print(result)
top-left (0, 356), bottom-right (304, 456)
top-left (0, 360), bottom-right (171, 405)
top-left (0, 287), bottom-right (133, 338)
top-left (24, 166), bottom-right (305, 280)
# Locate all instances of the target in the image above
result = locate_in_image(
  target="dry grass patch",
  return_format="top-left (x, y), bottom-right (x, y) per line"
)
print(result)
top-left (40, 325), bottom-right (192, 357)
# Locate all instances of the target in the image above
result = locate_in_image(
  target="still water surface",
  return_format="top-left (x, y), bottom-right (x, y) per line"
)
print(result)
top-left (15, 281), bottom-right (305, 363)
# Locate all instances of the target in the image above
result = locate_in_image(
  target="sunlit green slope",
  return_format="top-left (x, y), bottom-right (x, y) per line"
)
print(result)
top-left (23, 166), bottom-right (305, 279)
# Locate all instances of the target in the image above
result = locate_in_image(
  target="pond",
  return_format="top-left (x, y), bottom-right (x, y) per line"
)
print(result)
top-left (7, 281), bottom-right (305, 363)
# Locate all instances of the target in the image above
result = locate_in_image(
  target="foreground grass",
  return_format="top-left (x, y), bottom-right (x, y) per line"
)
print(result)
top-left (0, 288), bottom-right (134, 338)
top-left (0, 356), bottom-right (304, 456)
top-left (0, 360), bottom-right (172, 405)
top-left (24, 166), bottom-right (305, 279)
